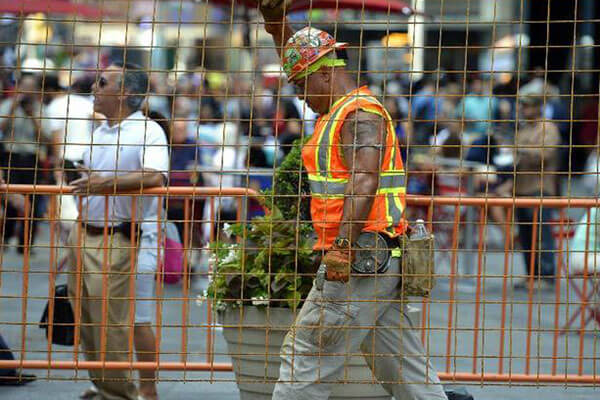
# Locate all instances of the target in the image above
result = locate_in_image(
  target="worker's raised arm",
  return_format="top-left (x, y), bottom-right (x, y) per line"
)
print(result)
top-left (259, 1), bottom-right (295, 60)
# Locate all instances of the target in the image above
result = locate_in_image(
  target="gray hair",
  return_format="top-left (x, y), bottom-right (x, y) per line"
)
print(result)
top-left (112, 62), bottom-right (148, 111)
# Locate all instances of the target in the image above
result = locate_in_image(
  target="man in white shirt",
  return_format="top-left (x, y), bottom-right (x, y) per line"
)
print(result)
top-left (44, 76), bottom-right (95, 233)
top-left (45, 77), bottom-right (95, 168)
top-left (68, 62), bottom-right (168, 400)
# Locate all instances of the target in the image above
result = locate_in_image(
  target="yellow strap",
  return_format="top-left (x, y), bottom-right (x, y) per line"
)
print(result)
top-left (314, 94), bottom-right (358, 176)
top-left (381, 170), bottom-right (405, 176)
top-left (377, 187), bottom-right (406, 195)
top-left (308, 174), bottom-right (347, 183)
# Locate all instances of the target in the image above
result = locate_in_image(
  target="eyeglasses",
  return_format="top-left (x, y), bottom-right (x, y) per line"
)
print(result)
top-left (97, 77), bottom-right (108, 88)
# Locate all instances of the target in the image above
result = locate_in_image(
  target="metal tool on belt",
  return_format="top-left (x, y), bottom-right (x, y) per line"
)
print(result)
top-left (316, 232), bottom-right (394, 290)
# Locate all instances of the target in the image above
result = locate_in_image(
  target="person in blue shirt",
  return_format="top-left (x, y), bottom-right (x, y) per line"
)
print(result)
top-left (411, 76), bottom-right (445, 145)
top-left (456, 74), bottom-right (498, 143)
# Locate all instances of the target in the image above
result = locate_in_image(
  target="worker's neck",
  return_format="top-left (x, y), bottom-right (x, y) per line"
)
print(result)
top-left (328, 77), bottom-right (359, 110)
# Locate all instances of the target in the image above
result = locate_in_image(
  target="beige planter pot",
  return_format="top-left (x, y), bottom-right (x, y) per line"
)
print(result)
top-left (219, 306), bottom-right (391, 400)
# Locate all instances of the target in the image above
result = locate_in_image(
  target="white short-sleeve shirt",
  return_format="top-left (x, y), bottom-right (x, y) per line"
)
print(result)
top-left (80, 111), bottom-right (169, 234)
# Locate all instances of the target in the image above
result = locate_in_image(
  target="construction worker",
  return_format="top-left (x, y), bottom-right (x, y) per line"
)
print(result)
top-left (260, 4), bottom-right (448, 400)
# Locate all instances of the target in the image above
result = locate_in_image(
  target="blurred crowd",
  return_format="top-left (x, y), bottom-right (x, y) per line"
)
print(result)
top-left (1, 44), bottom-right (600, 288)
top-left (0, 47), bottom-right (320, 247)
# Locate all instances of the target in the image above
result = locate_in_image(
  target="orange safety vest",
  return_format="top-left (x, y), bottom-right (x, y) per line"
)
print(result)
top-left (301, 86), bottom-right (407, 250)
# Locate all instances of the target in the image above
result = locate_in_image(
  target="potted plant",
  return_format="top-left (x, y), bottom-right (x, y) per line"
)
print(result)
top-left (206, 140), bottom-right (391, 400)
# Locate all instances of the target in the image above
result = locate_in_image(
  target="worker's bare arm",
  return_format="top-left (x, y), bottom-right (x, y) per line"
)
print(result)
top-left (260, 2), bottom-right (295, 58)
top-left (337, 110), bottom-right (386, 242)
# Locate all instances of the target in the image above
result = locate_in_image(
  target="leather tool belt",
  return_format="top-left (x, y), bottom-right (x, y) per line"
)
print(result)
top-left (316, 232), bottom-right (398, 290)
top-left (315, 230), bottom-right (436, 297)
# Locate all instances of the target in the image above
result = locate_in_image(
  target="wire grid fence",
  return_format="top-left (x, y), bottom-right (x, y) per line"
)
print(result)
top-left (0, 0), bottom-right (599, 398)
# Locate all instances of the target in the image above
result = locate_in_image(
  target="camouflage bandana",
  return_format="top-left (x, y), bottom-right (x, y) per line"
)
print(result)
top-left (293, 56), bottom-right (346, 82)
top-left (282, 26), bottom-right (347, 81)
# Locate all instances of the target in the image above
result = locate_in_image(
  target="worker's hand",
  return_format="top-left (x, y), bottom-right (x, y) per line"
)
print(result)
top-left (70, 174), bottom-right (112, 194)
top-left (322, 246), bottom-right (354, 282)
top-left (259, 0), bottom-right (290, 24)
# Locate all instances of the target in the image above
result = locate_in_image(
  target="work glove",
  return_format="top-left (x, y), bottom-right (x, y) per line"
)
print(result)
top-left (259, 0), bottom-right (292, 24)
top-left (322, 244), bottom-right (354, 282)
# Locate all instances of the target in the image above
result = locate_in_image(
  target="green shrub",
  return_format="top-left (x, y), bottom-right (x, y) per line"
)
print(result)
top-left (206, 138), bottom-right (316, 310)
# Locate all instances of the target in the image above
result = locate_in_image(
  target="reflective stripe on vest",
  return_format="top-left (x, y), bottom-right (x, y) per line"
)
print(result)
top-left (310, 92), bottom-right (405, 193)
top-left (314, 94), bottom-right (357, 179)
top-left (307, 174), bottom-right (347, 198)
top-left (308, 173), bottom-right (406, 197)
top-left (386, 191), bottom-right (404, 226)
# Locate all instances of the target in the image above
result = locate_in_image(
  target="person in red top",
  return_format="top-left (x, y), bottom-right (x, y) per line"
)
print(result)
top-left (260, 3), bottom-right (447, 400)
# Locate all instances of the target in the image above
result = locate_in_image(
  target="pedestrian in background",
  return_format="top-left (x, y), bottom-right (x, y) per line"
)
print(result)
top-left (0, 174), bottom-right (36, 386)
top-left (43, 75), bottom-right (96, 243)
top-left (68, 62), bottom-right (168, 400)
top-left (513, 84), bottom-right (560, 290)
top-left (0, 73), bottom-right (48, 251)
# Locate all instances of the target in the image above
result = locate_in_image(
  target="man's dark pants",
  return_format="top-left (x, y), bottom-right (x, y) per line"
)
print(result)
top-left (1, 153), bottom-right (44, 248)
top-left (516, 205), bottom-right (556, 278)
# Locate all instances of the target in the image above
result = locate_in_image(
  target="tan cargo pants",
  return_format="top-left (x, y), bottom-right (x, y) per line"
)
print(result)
top-left (273, 256), bottom-right (447, 400)
top-left (67, 227), bottom-right (138, 400)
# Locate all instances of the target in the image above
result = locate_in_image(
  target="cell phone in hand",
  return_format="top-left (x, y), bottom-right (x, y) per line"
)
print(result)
top-left (66, 160), bottom-right (86, 183)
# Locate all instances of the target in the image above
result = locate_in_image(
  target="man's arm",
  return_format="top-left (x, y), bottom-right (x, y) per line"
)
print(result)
top-left (337, 110), bottom-right (386, 243)
top-left (70, 170), bottom-right (165, 194)
top-left (260, 3), bottom-right (295, 60)
top-left (22, 100), bottom-right (42, 135)
top-left (517, 122), bottom-right (560, 169)
top-left (50, 129), bottom-right (64, 164)
top-left (0, 97), bottom-right (20, 133)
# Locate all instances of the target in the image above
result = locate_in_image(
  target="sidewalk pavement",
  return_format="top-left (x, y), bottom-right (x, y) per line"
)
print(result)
top-left (0, 224), bottom-right (598, 399)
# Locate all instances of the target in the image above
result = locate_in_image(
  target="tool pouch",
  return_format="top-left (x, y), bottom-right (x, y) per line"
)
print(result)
top-left (400, 233), bottom-right (436, 297)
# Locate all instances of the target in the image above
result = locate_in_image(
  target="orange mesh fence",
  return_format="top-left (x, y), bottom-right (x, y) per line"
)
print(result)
top-left (0, 186), bottom-right (598, 386)
top-left (0, 0), bottom-right (599, 398)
